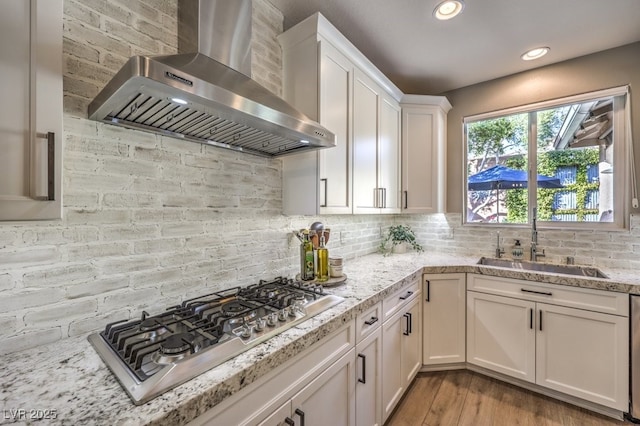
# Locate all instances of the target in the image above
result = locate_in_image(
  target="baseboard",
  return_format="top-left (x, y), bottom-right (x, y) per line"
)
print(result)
top-left (465, 364), bottom-right (625, 421)
top-left (419, 362), bottom-right (466, 373)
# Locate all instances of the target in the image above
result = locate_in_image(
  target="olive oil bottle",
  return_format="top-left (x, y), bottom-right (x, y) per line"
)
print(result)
top-left (316, 231), bottom-right (329, 282)
top-left (302, 230), bottom-right (315, 280)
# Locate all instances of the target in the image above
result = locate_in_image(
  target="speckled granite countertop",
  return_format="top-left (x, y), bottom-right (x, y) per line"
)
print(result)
top-left (2, 253), bottom-right (640, 425)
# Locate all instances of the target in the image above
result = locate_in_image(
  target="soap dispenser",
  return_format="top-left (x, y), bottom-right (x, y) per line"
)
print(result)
top-left (512, 240), bottom-right (523, 260)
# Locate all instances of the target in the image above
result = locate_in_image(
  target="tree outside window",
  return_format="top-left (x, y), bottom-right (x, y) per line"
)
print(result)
top-left (464, 89), bottom-right (626, 228)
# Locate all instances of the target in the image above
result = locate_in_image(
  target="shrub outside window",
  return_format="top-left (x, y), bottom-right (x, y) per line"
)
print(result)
top-left (464, 87), bottom-right (629, 229)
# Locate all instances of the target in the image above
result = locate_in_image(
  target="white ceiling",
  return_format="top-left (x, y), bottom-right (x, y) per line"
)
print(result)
top-left (268, 0), bottom-right (640, 94)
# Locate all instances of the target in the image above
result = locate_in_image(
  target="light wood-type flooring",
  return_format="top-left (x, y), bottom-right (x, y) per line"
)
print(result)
top-left (386, 370), bottom-right (632, 426)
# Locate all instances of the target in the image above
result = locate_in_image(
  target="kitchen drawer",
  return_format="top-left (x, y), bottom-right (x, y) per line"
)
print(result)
top-left (355, 301), bottom-right (382, 343)
top-left (467, 274), bottom-right (628, 316)
top-left (382, 279), bottom-right (420, 322)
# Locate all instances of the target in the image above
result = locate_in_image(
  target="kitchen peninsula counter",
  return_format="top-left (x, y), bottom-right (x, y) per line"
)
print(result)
top-left (3, 252), bottom-right (640, 425)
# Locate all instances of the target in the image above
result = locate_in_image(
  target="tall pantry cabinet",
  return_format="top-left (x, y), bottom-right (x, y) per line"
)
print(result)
top-left (278, 13), bottom-right (403, 215)
top-left (1, 0), bottom-right (63, 220)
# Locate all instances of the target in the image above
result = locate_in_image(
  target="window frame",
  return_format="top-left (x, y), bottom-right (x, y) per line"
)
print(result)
top-left (462, 85), bottom-right (630, 230)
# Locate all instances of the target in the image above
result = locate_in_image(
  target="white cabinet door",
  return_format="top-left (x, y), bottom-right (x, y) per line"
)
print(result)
top-left (281, 36), bottom-right (353, 215)
top-left (423, 273), bottom-right (466, 365)
top-left (318, 40), bottom-right (352, 214)
top-left (381, 307), bottom-right (405, 422)
top-left (400, 97), bottom-right (451, 214)
top-left (536, 303), bottom-right (628, 410)
top-left (381, 291), bottom-right (421, 423)
top-left (352, 71), bottom-right (401, 215)
top-left (467, 291), bottom-right (536, 383)
top-left (355, 327), bottom-right (382, 426)
top-left (352, 70), bottom-right (380, 214)
top-left (401, 296), bottom-right (422, 385)
top-left (291, 348), bottom-right (356, 426)
top-left (378, 94), bottom-right (401, 213)
top-left (1, 0), bottom-right (63, 220)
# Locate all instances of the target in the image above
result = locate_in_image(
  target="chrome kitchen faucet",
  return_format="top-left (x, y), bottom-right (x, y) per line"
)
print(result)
top-left (530, 207), bottom-right (545, 262)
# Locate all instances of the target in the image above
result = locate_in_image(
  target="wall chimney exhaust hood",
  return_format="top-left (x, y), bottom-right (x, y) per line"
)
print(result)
top-left (87, 0), bottom-right (335, 157)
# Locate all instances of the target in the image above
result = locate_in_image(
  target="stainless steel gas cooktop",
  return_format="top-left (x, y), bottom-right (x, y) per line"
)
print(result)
top-left (88, 277), bottom-right (343, 405)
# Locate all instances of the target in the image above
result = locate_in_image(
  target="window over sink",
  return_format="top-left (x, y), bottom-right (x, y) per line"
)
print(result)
top-left (463, 86), bottom-right (630, 229)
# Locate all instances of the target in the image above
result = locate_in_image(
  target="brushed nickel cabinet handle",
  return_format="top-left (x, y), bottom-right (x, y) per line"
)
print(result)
top-left (320, 178), bottom-right (327, 207)
top-left (36, 132), bottom-right (55, 201)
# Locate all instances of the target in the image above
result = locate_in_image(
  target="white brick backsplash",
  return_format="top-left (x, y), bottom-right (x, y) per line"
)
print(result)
top-left (66, 276), bottom-right (130, 299)
top-left (65, 208), bottom-right (132, 225)
top-left (97, 255), bottom-right (157, 275)
top-left (66, 173), bottom-right (131, 193)
top-left (67, 242), bottom-right (130, 260)
top-left (102, 224), bottom-right (159, 241)
top-left (161, 222), bottom-right (204, 237)
top-left (23, 264), bottom-right (97, 287)
top-left (101, 288), bottom-right (160, 312)
top-left (158, 251), bottom-right (207, 269)
top-left (0, 274), bottom-right (14, 291)
top-left (68, 308), bottom-right (131, 337)
top-left (24, 299), bottom-right (98, 327)
top-left (131, 268), bottom-right (182, 288)
top-left (133, 238), bottom-right (184, 255)
top-left (133, 208), bottom-right (183, 223)
top-left (0, 328), bottom-right (63, 356)
top-left (65, 135), bottom-right (129, 157)
top-left (0, 231), bottom-right (19, 249)
top-left (103, 193), bottom-right (162, 208)
top-left (134, 146), bottom-right (179, 164)
top-left (102, 157), bottom-right (160, 178)
top-left (131, 177), bottom-right (182, 194)
top-left (0, 289), bottom-right (65, 314)
top-left (0, 247), bottom-right (60, 268)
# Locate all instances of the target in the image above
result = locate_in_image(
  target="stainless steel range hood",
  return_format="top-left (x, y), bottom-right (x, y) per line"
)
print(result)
top-left (87, 0), bottom-right (335, 157)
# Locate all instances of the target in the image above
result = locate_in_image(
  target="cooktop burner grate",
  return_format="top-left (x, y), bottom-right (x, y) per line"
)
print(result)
top-left (88, 276), bottom-right (344, 404)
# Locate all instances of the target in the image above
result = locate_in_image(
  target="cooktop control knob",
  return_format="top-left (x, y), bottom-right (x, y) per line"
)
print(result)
top-left (267, 313), bottom-right (278, 327)
top-left (241, 325), bottom-right (252, 339)
top-left (255, 318), bottom-right (266, 332)
top-left (278, 308), bottom-right (288, 322)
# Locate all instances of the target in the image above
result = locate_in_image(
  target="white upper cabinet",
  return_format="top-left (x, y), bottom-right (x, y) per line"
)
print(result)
top-left (0, 0), bottom-right (63, 221)
top-left (400, 95), bottom-right (451, 214)
top-left (279, 13), bottom-right (402, 215)
top-left (353, 70), bottom-right (401, 214)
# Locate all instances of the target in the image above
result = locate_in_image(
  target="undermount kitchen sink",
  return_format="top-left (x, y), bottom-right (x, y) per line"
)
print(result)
top-left (477, 257), bottom-right (609, 279)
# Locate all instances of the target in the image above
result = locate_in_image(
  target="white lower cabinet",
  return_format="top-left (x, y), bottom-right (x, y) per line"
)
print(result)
top-left (355, 327), bottom-right (382, 426)
top-left (260, 348), bottom-right (356, 426)
top-left (536, 302), bottom-right (628, 410)
top-left (467, 291), bottom-right (536, 382)
top-left (466, 274), bottom-right (629, 411)
top-left (189, 322), bottom-right (355, 426)
top-left (422, 273), bottom-right (466, 365)
top-left (381, 288), bottom-right (422, 423)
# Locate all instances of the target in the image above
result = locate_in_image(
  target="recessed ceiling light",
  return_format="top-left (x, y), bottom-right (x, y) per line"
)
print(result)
top-left (433, 0), bottom-right (465, 20)
top-left (521, 47), bottom-right (550, 61)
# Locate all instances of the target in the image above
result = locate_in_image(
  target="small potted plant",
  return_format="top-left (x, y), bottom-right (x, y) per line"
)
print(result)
top-left (379, 225), bottom-right (423, 256)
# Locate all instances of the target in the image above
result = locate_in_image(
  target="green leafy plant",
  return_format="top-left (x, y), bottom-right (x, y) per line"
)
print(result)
top-left (379, 225), bottom-right (423, 256)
